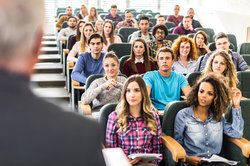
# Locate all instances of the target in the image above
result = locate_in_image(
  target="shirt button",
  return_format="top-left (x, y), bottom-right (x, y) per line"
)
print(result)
top-left (137, 146), bottom-right (139, 149)
top-left (137, 138), bottom-right (139, 141)
top-left (206, 142), bottom-right (209, 145)
top-left (136, 130), bottom-right (138, 132)
top-left (205, 133), bottom-right (208, 136)
top-left (207, 150), bottom-right (209, 153)
top-left (203, 125), bottom-right (206, 128)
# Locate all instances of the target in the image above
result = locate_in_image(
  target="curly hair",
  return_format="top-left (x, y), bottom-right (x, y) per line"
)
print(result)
top-left (80, 22), bottom-right (94, 53)
top-left (172, 35), bottom-right (197, 61)
top-left (203, 50), bottom-right (238, 88)
top-left (186, 73), bottom-right (231, 121)
top-left (193, 31), bottom-right (209, 57)
top-left (128, 38), bottom-right (152, 73)
top-left (152, 24), bottom-right (168, 37)
top-left (102, 19), bottom-right (115, 45)
top-left (116, 75), bottom-right (157, 135)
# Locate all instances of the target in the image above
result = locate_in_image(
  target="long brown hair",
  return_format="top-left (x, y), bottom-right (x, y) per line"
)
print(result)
top-left (80, 22), bottom-right (94, 53)
top-left (186, 73), bottom-right (230, 121)
top-left (193, 31), bottom-right (209, 57)
top-left (80, 4), bottom-right (88, 18)
top-left (129, 38), bottom-right (152, 73)
top-left (102, 19), bottom-right (115, 45)
top-left (116, 75), bottom-right (157, 135)
top-left (76, 20), bottom-right (85, 41)
top-left (88, 7), bottom-right (98, 22)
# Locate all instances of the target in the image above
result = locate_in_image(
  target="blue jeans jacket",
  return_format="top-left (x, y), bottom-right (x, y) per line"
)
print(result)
top-left (174, 106), bottom-right (244, 158)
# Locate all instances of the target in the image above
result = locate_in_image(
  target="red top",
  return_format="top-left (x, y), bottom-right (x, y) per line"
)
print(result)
top-left (122, 59), bottom-right (155, 77)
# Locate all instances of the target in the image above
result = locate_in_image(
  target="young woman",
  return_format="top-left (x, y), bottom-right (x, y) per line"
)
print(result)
top-left (102, 19), bottom-right (122, 51)
top-left (122, 38), bottom-right (155, 77)
top-left (83, 7), bottom-right (102, 22)
top-left (203, 50), bottom-right (238, 89)
top-left (68, 20), bottom-right (85, 51)
top-left (95, 19), bottom-right (104, 35)
top-left (67, 22), bottom-right (94, 63)
top-left (81, 52), bottom-right (126, 115)
top-left (106, 75), bottom-right (162, 165)
top-left (174, 73), bottom-right (244, 166)
top-left (77, 4), bottom-right (88, 20)
top-left (193, 31), bottom-right (210, 57)
top-left (172, 35), bottom-right (197, 75)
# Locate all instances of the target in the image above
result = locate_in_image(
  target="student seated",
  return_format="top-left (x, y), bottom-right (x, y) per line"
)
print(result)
top-left (179, 8), bottom-right (202, 29)
top-left (71, 33), bottom-right (105, 85)
top-left (156, 15), bottom-right (166, 25)
top-left (172, 35), bottom-right (197, 75)
top-left (56, 6), bottom-right (73, 29)
top-left (102, 19), bottom-right (122, 52)
top-left (174, 73), bottom-right (244, 165)
top-left (57, 16), bottom-right (77, 41)
top-left (83, 7), bottom-right (102, 22)
top-left (167, 5), bottom-right (184, 26)
top-left (68, 20), bottom-right (85, 51)
top-left (67, 22), bottom-right (94, 63)
top-left (143, 47), bottom-right (191, 113)
top-left (115, 10), bottom-right (138, 34)
top-left (77, 4), bottom-right (88, 20)
top-left (105, 5), bottom-right (123, 22)
top-left (193, 31), bottom-right (210, 57)
top-left (81, 52), bottom-right (126, 117)
top-left (106, 75), bottom-right (162, 165)
top-left (122, 38), bottom-right (155, 77)
top-left (95, 19), bottom-right (104, 35)
top-left (173, 16), bottom-right (197, 35)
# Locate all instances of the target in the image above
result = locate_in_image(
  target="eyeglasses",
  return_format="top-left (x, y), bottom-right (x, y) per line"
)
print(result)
top-left (156, 31), bottom-right (165, 35)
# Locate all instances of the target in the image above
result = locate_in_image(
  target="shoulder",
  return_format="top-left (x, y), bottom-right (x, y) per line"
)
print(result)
top-left (176, 106), bottom-right (193, 119)
top-left (117, 75), bottom-right (127, 82)
top-left (144, 71), bottom-right (158, 78)
top-left (108, 111), bottom-right (118, 120)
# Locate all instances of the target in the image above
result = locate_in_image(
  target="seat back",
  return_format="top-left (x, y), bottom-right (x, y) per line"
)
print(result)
top-left (208, 42), bottom-right (235, 51)
top-left (118, 27), bottom-right (138, 42)
top-left (238, 42), bottom-right (250, 55)
top-left (195, 28), bottom-right (215, 43)
top-left (227, 34), bottom-right (237, 52)
top-left (99, 103), bottom-right (118, 146)
top-left (186, 72), bottom-right (202, 87)
top-left (119, 55), bottom-right (130, 72)
top-left (149, 18), bottom-right (157, 26)
top-left (166, 34), bottom-right (179, 43)
top-left (237, 71), bottom-right (250, 98)
top-left (165, 22), bottom-right (176, 29)
top-left (61, 21), bottom-right (68, 29)
top-left (194, 55), bottom-right (204, 72)
top-left (242, 54), bottom-right (250, 66)
top-left (108, 43), bottom-right (132, 59)
top-left (66, 34), bottom-right (75, 49)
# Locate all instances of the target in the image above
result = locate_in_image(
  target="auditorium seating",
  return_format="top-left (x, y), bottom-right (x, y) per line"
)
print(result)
top-left (237, 71), bottom-right (250, 98)
top-left (195, 28), bottom-right (215, 43)
top-left (166, 34), bottom-right (179, 43)
top-left (165, 22), bottom-right (176, 30)
top-left (118, 27), bottom-right (138, 42)
top-left (119, 55), bottom-right (130, 72)
top-left (108, 43), bottom-right (132, 59)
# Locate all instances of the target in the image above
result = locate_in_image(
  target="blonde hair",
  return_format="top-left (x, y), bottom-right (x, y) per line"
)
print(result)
top-left (203, 50), bottom-right (238, 88)
top-left (80, 4), bottom-right (88, 18)
top-left (80, 22), bottom-right (94, 53)
top-left (88, 7), bottom-right (98, 22)
top-left (116, 75), bottom-right (157, 135)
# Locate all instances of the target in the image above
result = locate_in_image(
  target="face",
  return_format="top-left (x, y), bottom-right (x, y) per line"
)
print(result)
top-left (83, 25), bottom-right (94, 39)
top-left (90, 8), bottom-right (96, 16)
top-left (78, 22), bottom-right (84, 33)
top-left (183, 17), bottom-right (192, 30)
top-left (67, 18), bottom-right (77, 28)
top-left (66, 7), bottom-right (72, 16)
top-left (125, 12), bottom-right (133, 22)
top-left (133, 41), bottom-right (145, 58)
top-left (104, 22), bottom-right (112, 35)
top-left (215, 37), bottom-right (230, 51)
top-left (174, 5), bottom-right (180, 15)
top-left (196, 34), bottom-right (205, 47)
top-left (157, 17), bottom-right (166, 25)
top-left (110, 8), bottom-right (118, 16)
top-left (179, 42), bottom-right (191, 58)
top-left (96, 20), bottom-right (103, 31)
top-left (157, 52), bottom-right (174, 72)
top-left (139, 20), bottom-right (149, 32)
top-left (155, 29), bottom-right (165, 41)
top-left (89, 38), bottom-right (103, 54)
top-left (81, 5), bottom-right (87, 13)
top-left (103, 58), bottom-right (119, 78)
top-left (212, 55), bottom-right (227, 74)
top-left (198, 82), bottom-right (215, 107)
top-left (188, 9), bottom-right (194, 18)
top-left (126, 81), bottom-right (142, 107)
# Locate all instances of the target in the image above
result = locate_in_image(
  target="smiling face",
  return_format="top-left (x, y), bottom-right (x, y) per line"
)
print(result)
top-left (133, 41), bottom-right (145, 59)
top-left (103, 57), bottom-right (119, 79)
top-left (126, 81), bottom-right (142, 107)
top-left (83, 25), bottom-right (94, 40)
top-left (198, 82), bottom-right (215, 107)
top-left (179, 42), bottom-right (191, 58)
top-left (212, 55), bottom-right (227, 74)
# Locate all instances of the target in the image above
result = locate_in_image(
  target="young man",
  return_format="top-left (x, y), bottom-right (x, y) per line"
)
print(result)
top-left (199, 32), bottom-right (250, 71)
top-left (57, 16), bottom-right (77, 41)
top-left (179, 8), bottom-right (202, 29)
top-left (115, 10), bottom-right (138, 33)
top-left (173, 16), bottom-right (197, 35)
top-left (143, 47), bottom-right (191, 113)
top-left (129, 15), bottom-right (154, 43)
top-left (105, 5), bottom-right (123, 22)
top-left (56, 6), bottom-right (73, 29)
top-left (71, 33), bottom-right (105, 84)
top-left (167, 5), bottom-right (184, 26)
top-left (0, 0), bottom-right (104, 165)
top-left (156, 15), bottom-right (166, 25)
top-left (147, 24), bottom-right (172, 61)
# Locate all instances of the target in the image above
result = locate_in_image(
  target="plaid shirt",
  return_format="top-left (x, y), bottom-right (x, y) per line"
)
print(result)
top-left (147, 40), bottom-right (172, 60)
top-left (106, 111), bottom-right (162, 164)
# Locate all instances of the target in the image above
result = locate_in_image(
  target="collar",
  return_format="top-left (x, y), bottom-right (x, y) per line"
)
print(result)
top-left (135, 57), bottom-right (144, 64)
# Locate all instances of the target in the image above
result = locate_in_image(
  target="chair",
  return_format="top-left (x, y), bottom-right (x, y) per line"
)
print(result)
top-left (194, 55), bottom-right (204, 72)
top-left (208, 42), bottom-right (235, 51)
top-left (118, 27), bottom-right (138, 42)
top-left (187, 33), bottom-right (195, 39)
top-left (62, 34), bottom-right (75, 75)
top-left (149, 18), bottom-right (157, 26)
top-left (116, 33), bottom-right (124, 43)
top-left (165, 22), bottom-right (176, 29)
top-left (108, 43), bottom-right (132, 59)
top-left (186, 72), bottom-right (202, 87)
top-left (227, 34), bottom-right (237, 52)
top-left (166, 34), bottom-right (179, 43)
top-left (71, 79), bottom-right (85, 111)
top-left (237, 71), bottom-right (250, 98)
top-left (119, 55), bottom-right (130, 72)
top-left (74, 8), bottom-right (80, 16)
top-left (61, 21), bottom-right (68, 29)
top-left (168, 27), bottom-right (175, 34)
top-left (99, 103), bottom-right (118, 146)
top-left (127, 34), bottom-right (132, 43)
top-left (141, 10), bottom-right (152, 14)
top-left (242, 54), bottom-right (250, 66)
top-left (195, 28), bottom-right (215, 43)
top-left (238, 42), bottom-right (250, 55)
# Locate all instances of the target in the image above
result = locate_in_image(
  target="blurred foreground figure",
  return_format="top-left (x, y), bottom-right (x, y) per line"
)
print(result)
top-left (0, 0), bottom-right (104, 165)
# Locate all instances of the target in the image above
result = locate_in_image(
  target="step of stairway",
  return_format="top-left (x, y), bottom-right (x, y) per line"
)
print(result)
top-left (33, 62), bottom-right (63, 73)
top-left (42, 35), bottom-right (56, 41)
top-left (41, 40), bottom-right (57, 47)
top-left (38, 54), bottom-right (61, 62)
top-left (31, 73), bottom-right (65, 87)
top-left (40, 47), bottom-right (59, 54)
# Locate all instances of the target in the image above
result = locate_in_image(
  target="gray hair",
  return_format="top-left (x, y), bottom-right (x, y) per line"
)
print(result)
top-left (0, 0), bottom-right (44, 61)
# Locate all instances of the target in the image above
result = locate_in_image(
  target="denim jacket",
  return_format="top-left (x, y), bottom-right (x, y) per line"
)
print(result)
top-left (174, 106), bottom-right (244, 158)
